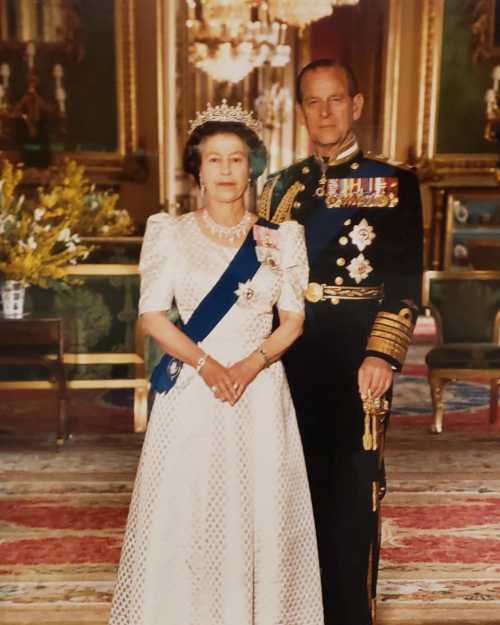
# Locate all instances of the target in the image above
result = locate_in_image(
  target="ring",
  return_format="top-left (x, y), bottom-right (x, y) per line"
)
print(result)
top-left (233, 382), bottom-right (240, 391)
top-left (211, 385), bottom-right (218, 394)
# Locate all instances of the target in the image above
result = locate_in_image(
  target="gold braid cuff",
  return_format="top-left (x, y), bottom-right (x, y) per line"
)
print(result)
top-left (257, 176), bottom-right (279, 221)
top-left (366, 309), bottom-right (416, 367)
top-left (271, 181), bottom-right (305, 224)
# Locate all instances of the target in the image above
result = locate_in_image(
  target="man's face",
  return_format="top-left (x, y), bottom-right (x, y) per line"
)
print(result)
top-left (298, 66), bottom-right (364, 153)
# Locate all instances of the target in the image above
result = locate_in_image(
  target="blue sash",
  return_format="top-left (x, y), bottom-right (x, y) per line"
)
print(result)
top-left (150, 217), bottom-right (278, 394)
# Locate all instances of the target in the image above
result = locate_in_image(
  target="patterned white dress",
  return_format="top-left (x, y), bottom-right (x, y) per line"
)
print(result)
top-left (109, 212), bottom-right (324, 625)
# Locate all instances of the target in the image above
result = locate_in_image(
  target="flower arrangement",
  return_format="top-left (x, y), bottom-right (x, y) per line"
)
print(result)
top-left (0, 159), bottom-right (134, 289)
top-left (47, 160), bottom-right (134, 237)
top-left (0, 161), bottom-right (90, 288)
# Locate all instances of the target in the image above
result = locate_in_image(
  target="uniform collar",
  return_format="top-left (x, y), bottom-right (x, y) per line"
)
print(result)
top-left (313, 136), bottom-right (361, 170)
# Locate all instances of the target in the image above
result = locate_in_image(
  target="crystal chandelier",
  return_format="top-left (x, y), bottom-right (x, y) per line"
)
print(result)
top-left (186, 0), bottom-right (360, 83)
top-left (269, 0), bottom-right (359, 32)
top-left (186, 0), bottom-right (291, 84)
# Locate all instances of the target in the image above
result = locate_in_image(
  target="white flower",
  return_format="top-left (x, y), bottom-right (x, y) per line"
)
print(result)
top-left (34, 207), bottom-right (45, 221)
top-left (347, 254), bottom-right (373, 284)
top-left (71, 233), bottom-right (81, 243)
top-left (348, 219), bottom-right (376, 251)
top-left (57, 227), bottom-right (71, 242)
top-left (27, 236), bottom-right (37, 250)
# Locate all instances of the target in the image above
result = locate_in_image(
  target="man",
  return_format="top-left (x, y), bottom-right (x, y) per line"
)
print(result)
top-left (259, 59), bottom-right (423, 625)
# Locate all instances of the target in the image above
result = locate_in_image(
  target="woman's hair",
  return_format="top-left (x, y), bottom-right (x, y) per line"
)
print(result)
top-left (183, 121), bottom-right (268, 186)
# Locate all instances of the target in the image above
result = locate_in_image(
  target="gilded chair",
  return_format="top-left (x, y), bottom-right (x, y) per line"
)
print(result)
top-left (423, 271), bottom-right (500, 433)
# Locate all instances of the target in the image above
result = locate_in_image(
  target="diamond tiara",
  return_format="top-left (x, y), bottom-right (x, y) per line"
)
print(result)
top-left (188, 99), bottom-right (263, 138)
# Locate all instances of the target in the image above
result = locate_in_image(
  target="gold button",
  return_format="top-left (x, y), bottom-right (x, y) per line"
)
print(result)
top-left (336, 258), bottom-right (346, 267)
top-left (302, 166), bottom-right (310, 174)
top-left (350, 162), bottom-right (360, 170)
top-left (334, 276), bottom-right (344, 285)
top-left (331, 297), bottom-right (340, 305)
top-left (293, 201), bottom-right (301, 208)
top-left (344, 219), bottom-right (352, 226)
top-left (339, 236), bottom-right (348, 245)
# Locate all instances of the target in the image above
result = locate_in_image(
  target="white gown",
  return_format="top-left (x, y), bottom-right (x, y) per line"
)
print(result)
top-left (109, 212), bottom-right (324, 625)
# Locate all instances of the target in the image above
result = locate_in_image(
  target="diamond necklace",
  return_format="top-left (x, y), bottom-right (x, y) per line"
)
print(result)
top-left (202, 209), bottom-right (252, 243)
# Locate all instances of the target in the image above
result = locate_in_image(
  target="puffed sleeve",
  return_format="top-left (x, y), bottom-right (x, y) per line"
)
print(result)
top-left (138, 213), bottom-right (176, 315)
top-left (276, 220), bottom-right (309, 315)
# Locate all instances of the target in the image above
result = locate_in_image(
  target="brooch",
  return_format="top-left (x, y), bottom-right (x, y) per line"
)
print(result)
top-left (347, 254), bottom-right (373, 284)
top-left (348, 219), bottom-right (376, 251)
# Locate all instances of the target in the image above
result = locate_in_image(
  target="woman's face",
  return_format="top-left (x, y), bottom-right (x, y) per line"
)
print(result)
top-left (199, 133), bottom-right (250, 205)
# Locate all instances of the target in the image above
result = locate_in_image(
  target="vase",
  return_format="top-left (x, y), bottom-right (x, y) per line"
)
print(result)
top-left (1, 280), bottom-right (27, 319)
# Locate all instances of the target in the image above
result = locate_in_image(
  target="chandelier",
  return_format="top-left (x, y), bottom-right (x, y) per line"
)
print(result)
top-left (186, 0), bottom-right (360, 83)
top-left (186, 0), bottom-right (290, 84)
top-left (269, 0), bottom-right (360, 32)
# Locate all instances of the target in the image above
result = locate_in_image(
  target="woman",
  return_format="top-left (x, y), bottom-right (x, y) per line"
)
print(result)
top-left (109, 101), bottom-right (324, 625)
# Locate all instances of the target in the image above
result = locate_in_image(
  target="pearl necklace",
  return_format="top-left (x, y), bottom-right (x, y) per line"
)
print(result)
top-left (202, 209), bottom-right (252, 243)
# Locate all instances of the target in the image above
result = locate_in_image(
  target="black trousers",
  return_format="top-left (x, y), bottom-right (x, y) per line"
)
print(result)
top-left (284, 306), bottom-right (384, 625)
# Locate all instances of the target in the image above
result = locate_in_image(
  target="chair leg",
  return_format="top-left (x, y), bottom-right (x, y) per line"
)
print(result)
top-left (429, 373), bottom-right (447, 434)
top-left (490, 380), bottom-right (499, 425)
top-left (54, 363), bottom-right (68, 445)
top-left (134, 386), bottom-right (148, 433)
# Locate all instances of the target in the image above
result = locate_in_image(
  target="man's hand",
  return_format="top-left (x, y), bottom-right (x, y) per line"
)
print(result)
top-left (358, 356), bottom-right (393, 399)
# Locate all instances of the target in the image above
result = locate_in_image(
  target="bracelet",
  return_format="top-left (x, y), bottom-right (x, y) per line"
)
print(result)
top-left (256, 346), bottom-right (270, 369)
top-left (195, 353), bottom-right (209, 374)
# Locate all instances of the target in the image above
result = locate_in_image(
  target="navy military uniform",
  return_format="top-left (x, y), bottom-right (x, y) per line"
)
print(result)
top-left (259, 145), bottom-right (423, 625)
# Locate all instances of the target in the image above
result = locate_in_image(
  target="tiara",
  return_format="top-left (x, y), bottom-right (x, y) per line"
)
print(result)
top-left (188, 99), bottom-right (263, 138)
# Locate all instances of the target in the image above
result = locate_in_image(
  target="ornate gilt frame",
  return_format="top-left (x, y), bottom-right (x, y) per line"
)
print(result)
top-left (4, 0), bottom-right (138, 182)
top-left (416, 0), bottom-right (499, 178)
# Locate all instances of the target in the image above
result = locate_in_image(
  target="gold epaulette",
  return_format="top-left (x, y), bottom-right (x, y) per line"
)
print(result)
top-left (258, 176), bottom-right (279, 221)
top-left (271, 181), bottom-right (305, 224)
top-left (366, 307), bottom-right (416, 367)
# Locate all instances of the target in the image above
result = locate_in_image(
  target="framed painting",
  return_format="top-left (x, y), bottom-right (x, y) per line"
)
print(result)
top-left (0, 0), bottom-right (138, 180)
top-left (416, 0), bottom-right (499, 178)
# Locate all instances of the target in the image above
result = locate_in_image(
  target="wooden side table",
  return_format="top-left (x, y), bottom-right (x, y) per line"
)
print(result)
top-left (0, 317), bottom-right (68, 444)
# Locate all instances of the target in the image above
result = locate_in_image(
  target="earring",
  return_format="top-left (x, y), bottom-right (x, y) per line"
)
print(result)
top-left (200, 180), bottom-right (206, 195)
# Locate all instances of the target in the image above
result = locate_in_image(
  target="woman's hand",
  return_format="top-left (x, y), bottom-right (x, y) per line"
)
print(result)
top-left (227, 352), bottom-right (263, 402)
top-left (200, 356), bottom-right (238, 404)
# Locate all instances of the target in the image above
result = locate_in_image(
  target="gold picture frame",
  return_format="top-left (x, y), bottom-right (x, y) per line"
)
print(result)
top-left (416, 0), bottom-right (499, 179)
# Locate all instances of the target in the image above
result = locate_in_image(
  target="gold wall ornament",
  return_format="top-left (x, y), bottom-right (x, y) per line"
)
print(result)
top-left (470, 0), bottom-right (500, 64)
top-left (0, 0), bottom-right (84, 151)
top-left (0, 0), bottom-right (139, 181)
top-left (484, 65), bottom-right (500, 142)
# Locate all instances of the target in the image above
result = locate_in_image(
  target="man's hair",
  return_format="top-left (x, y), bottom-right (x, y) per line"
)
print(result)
top-left (296, 59), bottom-right (360, 104)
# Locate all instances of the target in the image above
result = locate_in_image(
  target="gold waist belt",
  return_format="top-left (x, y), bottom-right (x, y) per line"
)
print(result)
top-left (305, 283), bottom-right (384, 304)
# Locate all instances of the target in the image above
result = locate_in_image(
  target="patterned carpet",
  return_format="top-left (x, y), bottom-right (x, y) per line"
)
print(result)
top-left (1, 339), bottom-right (499, 625)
